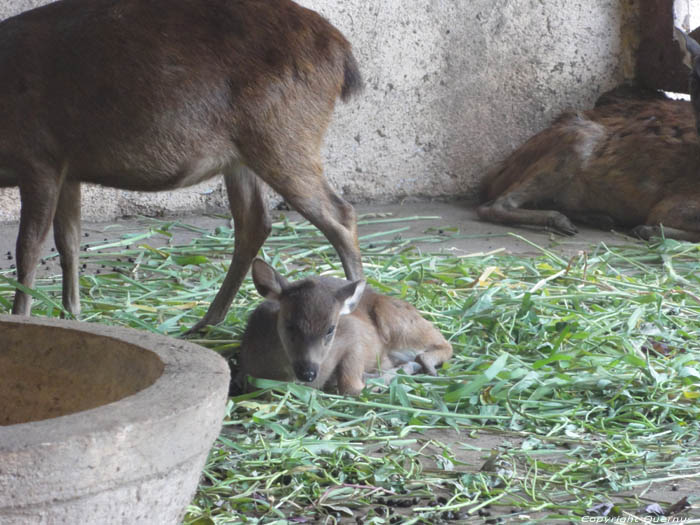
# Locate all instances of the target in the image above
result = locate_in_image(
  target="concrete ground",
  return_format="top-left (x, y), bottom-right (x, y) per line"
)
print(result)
top-left (353, 200), bottom-right (638, 256)
top-left (0, 200), bottom-right (641, 276)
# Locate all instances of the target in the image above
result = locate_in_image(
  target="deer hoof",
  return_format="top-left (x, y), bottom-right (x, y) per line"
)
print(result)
top-left (182, 318), bottom-right (212, 336)
top-left (632, 225), bottom-right (658, 240)
top-left (416, 354), bottom-right (437, 376)
top-left (548, 213), bottom-right (578, 236)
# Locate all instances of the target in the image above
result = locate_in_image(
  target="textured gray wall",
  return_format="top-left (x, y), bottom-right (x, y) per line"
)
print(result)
top-left (0, 0), bottom-right (639, 221)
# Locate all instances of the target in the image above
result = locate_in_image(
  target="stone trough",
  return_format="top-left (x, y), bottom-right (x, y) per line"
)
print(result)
top-left (0, 315), bottom-right (230, 524)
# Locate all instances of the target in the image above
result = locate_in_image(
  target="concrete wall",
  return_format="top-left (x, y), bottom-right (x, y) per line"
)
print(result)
top-left (0, 0), bottom-right (639, 221)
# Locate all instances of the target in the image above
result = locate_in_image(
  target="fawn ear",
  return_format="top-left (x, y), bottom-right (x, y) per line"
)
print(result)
top-left (675, 27), bottom-right (700, 71)
top-left (251, 259), bottom-right (288, 301)
top-left (337, 280), bottom-right (366, 316)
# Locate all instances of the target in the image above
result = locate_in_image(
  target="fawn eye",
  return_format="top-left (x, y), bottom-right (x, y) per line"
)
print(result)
top-left (323, 325), bottom-right (336, 343)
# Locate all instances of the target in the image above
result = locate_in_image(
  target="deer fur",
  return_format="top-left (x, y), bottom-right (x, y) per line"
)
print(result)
top-left (0, 0), bottom-right (363, 332)
top-left (477, 29), bottom-right (700, 242)
top-left (234, 259), bottom-right (453, 396)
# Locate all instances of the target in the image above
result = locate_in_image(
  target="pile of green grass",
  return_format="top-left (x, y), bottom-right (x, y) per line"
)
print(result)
top-left (2, 215), bottom-right (698, 524)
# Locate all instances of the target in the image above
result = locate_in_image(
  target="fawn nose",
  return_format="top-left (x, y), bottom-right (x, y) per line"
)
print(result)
top-left (294, 362), bottom-right (318, 383)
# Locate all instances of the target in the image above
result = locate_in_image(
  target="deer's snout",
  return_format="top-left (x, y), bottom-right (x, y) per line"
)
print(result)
top-left (293, 362), bottom-right (318, 383)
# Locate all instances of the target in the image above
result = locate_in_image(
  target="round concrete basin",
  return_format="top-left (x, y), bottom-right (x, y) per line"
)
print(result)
top-left (0, 315), bottom-right (230, 524)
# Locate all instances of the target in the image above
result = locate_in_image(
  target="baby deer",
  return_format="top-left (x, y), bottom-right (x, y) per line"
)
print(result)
top-left (478, 29), bottom-right (700, 242)
top-left (0, 0), bottom-right (363, 332)
top-left (235, 259), bottom-right (453, 395)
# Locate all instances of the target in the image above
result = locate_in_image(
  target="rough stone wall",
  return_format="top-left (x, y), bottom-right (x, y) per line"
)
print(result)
top-left (0, 0), bottom-right (639, 221)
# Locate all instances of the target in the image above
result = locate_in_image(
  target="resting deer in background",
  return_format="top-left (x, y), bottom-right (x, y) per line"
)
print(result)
top-left (234, 259), bottom-right (453, 395)
top-left (478, 29), bottom-right (700, 243)
top-left (0, 0), bottom-right (363, 333)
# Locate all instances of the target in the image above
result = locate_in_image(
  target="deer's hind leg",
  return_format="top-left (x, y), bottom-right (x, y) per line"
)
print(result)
top-left (235, 94), bottom-right (363, 283)
top-left (478, 165), bottom-right (579, 235)
top-left (633, 195), bottom-right (700, 242)
top-left (372, 297), bottom-right (453, 377)
top-left (365, 361), bottom-right (424, 390)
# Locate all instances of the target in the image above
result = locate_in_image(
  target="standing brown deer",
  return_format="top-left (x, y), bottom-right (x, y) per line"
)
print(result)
top-left (234, 259), bottom-right (453, 395)
top-left (477, 29), bottom-right (700, 242)
top-left (0, 0), bottom-right (363, 332)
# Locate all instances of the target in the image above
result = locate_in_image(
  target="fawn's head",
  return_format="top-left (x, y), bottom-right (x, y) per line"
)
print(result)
top-left (251, 259), bottom-right (366, 384)
top-left (676, 27), bottom-right (700, 132)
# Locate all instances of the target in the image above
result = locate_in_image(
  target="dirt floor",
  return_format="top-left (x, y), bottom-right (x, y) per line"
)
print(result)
top-left (1, 200), bottom-right (696, 521)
